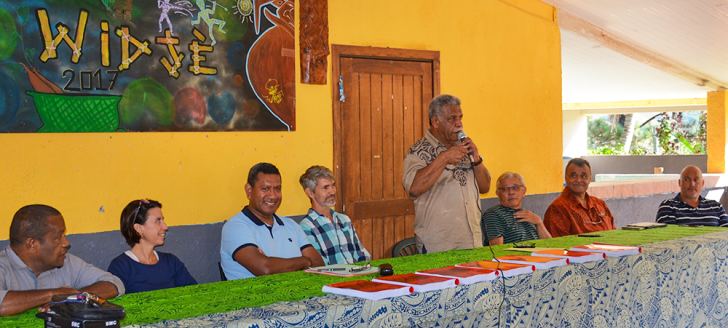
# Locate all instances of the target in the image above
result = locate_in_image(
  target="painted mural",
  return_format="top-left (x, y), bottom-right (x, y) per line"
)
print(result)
top-left (0, 0), bottom-right (296, 132)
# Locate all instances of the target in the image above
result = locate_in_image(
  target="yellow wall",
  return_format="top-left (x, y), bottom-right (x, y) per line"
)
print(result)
top-left (0, 0), bottom-right (563, 238)
top-left (708, 90), bottom-right (728, 173)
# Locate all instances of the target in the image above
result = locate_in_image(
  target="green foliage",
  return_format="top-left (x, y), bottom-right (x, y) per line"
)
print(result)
top-left (655, 113), bottom-right (679, 154)
top-left (587, 115), bottom-right (624, 152)
top-left (654, 112), bottom-right (706, 155)
top-left (630, 148), bottom-right (646, 155)
top-left (587, 112), bottom-right (707, 155)
top-left (588, 143), bottom-right (624, 155)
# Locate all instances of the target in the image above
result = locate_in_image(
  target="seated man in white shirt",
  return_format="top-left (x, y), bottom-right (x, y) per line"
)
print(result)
top-left (0, 205), bottom-right (124, 316)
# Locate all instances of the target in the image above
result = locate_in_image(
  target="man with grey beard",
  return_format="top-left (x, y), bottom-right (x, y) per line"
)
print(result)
top-left (299, 166), bottom-right (370, 265)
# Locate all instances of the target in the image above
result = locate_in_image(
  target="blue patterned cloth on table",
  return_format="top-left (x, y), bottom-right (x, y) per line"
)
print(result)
top-left (299, 208), bottom-right (370, 265)
top-left (656, 193), bottom-right (728, 226)
top-left (132, 231), bottom-right (728, 328)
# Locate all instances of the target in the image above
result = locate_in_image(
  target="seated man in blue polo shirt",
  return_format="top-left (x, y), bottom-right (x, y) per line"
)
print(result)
top-left (656, 165), bottom-right (728, 226)
top-left (221, 163), bottom-right (324, 280)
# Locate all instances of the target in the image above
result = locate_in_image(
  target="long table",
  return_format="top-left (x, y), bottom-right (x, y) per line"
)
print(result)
top-left (3, 226), bottom-right (728, 327)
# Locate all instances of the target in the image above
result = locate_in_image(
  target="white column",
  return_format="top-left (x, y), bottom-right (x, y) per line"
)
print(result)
top-left (563, 110), bottom-right (587, 158)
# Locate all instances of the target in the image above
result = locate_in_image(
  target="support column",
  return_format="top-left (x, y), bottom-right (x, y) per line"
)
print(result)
top-left (707, 91), bottom-right (728, 173)
top-left (562, 110), bottom-right (587, 158)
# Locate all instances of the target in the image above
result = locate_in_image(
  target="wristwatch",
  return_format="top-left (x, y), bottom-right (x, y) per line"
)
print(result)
top-left (472, 156), bottom-right (484, 167)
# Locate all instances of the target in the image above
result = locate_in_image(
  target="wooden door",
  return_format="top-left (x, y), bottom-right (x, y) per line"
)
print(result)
top-left (332, 46), bottom-right (440, 260)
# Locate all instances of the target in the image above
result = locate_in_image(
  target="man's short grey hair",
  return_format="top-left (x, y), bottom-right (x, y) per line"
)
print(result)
top-left (299, 165), bottom-right (335, 192)
top-left (496, 172), bottom-right (526, 189)
top-left (428, 94), bottom-right (461, 125)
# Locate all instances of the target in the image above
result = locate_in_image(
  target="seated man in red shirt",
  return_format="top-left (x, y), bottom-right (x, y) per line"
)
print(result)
top-left (544, 158), bottom-right (615, 237)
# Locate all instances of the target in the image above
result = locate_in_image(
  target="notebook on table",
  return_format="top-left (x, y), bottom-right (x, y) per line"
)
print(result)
top-left (494, 255), bottom-right (569, 270)
top-left (416, 266), bottom-right (498, 285)
top-left (569, 243), bottom-right (641, 257)
top-left (373, 273), bottom-right (458, 293)
top-left (455, 261), bottom-right (535, 278)
top-left (322, 280), bottom-right (413, 300)
top-left (623, 222), bottom-right (668, 230)
top-left (531, 249), bottom-right (606, 263)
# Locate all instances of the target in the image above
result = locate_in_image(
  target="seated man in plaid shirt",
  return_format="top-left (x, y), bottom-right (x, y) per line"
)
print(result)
top-left (299, 166), bottom-right (370, 265)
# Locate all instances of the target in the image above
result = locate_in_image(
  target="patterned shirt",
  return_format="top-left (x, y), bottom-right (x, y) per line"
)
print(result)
top-left (655, 194), bottom-right (728, 226)
top-left (482, 205), bottom-right (540, 245)
top-left (300, 209), bottom-right (371, 265)
top-left (544, 187), bottom-right (615, 237)
top-left (402, 130), bottom-right (483, 253)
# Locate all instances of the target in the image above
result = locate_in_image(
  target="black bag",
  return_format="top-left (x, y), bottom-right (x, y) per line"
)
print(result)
top-left (49, 293), bottom-right (125, 321)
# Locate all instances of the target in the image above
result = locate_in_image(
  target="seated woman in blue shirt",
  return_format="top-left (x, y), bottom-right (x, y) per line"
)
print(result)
top-left (108, 199), bottom-right (197, 293)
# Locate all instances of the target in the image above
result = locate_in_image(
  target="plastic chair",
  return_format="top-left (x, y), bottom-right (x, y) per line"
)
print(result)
top-left (392, 237), bottom-right (418, 257)
top-left (218, 262), bottom-right (227, 281)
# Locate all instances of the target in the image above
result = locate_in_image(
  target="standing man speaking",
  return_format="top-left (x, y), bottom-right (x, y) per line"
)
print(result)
top-left (402, 94), bottom-right (491, 254)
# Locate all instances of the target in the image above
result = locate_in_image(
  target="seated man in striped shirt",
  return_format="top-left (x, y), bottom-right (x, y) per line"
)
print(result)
top-left (656, 165), bottom-right (728, 226)
top-left (481, 172), bottom-right (551, 245)
top-left (299, 166), bottom-right (370, 265)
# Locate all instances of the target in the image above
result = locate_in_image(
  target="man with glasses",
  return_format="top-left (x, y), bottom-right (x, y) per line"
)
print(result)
top-left (544, 158), bottom-right (615, 237)
top-left (0, 205), bottom-right (124, 316)
top-left (402, 94), bottom-right (491, 254)
top-left (656, 165), bottom-right (728, 226)
top-left (481, 172), bottom-right (551, 245)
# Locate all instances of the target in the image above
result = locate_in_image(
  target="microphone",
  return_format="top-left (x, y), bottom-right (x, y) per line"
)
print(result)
top-left (457, 131), bottom-right (475, 163)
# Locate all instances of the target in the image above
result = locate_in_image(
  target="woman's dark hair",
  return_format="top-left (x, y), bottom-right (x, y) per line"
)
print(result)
top-left (120, 199), bottom-right (162, 247)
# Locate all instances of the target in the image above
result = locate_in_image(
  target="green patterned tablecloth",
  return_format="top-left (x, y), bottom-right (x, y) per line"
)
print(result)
top-left (1, 225), bottom-right (724, 327)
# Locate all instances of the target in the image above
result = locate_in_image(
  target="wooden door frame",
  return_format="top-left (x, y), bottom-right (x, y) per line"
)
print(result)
top-left (331, 45), bottom-right (440, 214)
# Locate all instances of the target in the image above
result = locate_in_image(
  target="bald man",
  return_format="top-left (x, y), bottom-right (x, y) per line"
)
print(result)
top-left (655, 165), bottom-right (728, 226)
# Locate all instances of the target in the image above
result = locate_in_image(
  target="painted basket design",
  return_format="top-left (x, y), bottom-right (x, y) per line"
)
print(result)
top-left (26, 91), bottom-right (121, 132)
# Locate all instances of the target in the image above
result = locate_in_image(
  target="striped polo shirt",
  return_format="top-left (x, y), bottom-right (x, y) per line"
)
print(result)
top-left (655, 194), bottom-right (728, 227)
top-left (481, 205), bottom-right (540, 245)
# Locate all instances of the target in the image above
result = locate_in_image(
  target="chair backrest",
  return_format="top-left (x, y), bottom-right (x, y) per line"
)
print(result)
top-left (218, 262), bottom-right (227, 281)
top-left (392, 237), bottom-right (418, 257)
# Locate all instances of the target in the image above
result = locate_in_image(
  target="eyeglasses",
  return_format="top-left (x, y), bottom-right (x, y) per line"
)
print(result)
top-left (349, 263), bottom-right (371, 273)
top-left (133, 199), bottom-right (150, 223)
top-left (513, 242), bottom-right (535, 248)
top-left (497, 185), bottom-right (523, 193)
top-left (585, 208), bottom-right (604, 225)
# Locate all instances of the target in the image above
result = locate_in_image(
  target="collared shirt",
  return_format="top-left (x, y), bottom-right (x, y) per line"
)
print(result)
top-left (544, 187), bottom-right (615, 237)
top-left (656, 194), bottom-right (728, 226)
top-left (300, 208), bottom-right (370, 265)
top-left (482, 205), bottom-right (540, 245)
top-left (0, 246), bottom-right (125, 306)
top-left (220, 206), bottom-right (313, 280)
top-left (402, 130), bottom-right (483, 253)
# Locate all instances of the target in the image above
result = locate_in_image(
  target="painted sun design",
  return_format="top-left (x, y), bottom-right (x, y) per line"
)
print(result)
top-left (234, 0), bottom-right (253, 23)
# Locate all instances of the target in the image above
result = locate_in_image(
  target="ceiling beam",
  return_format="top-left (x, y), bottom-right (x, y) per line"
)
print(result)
top-left (568, 104), bottom-right (706, 115)
top-left (563, 98), bottom-right (707, 115)
top-left (558, 10), bottom-right (728, 91)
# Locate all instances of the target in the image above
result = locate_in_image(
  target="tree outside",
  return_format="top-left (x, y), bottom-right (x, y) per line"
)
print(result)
top-left (587, 111), bottom-right (707, 155)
